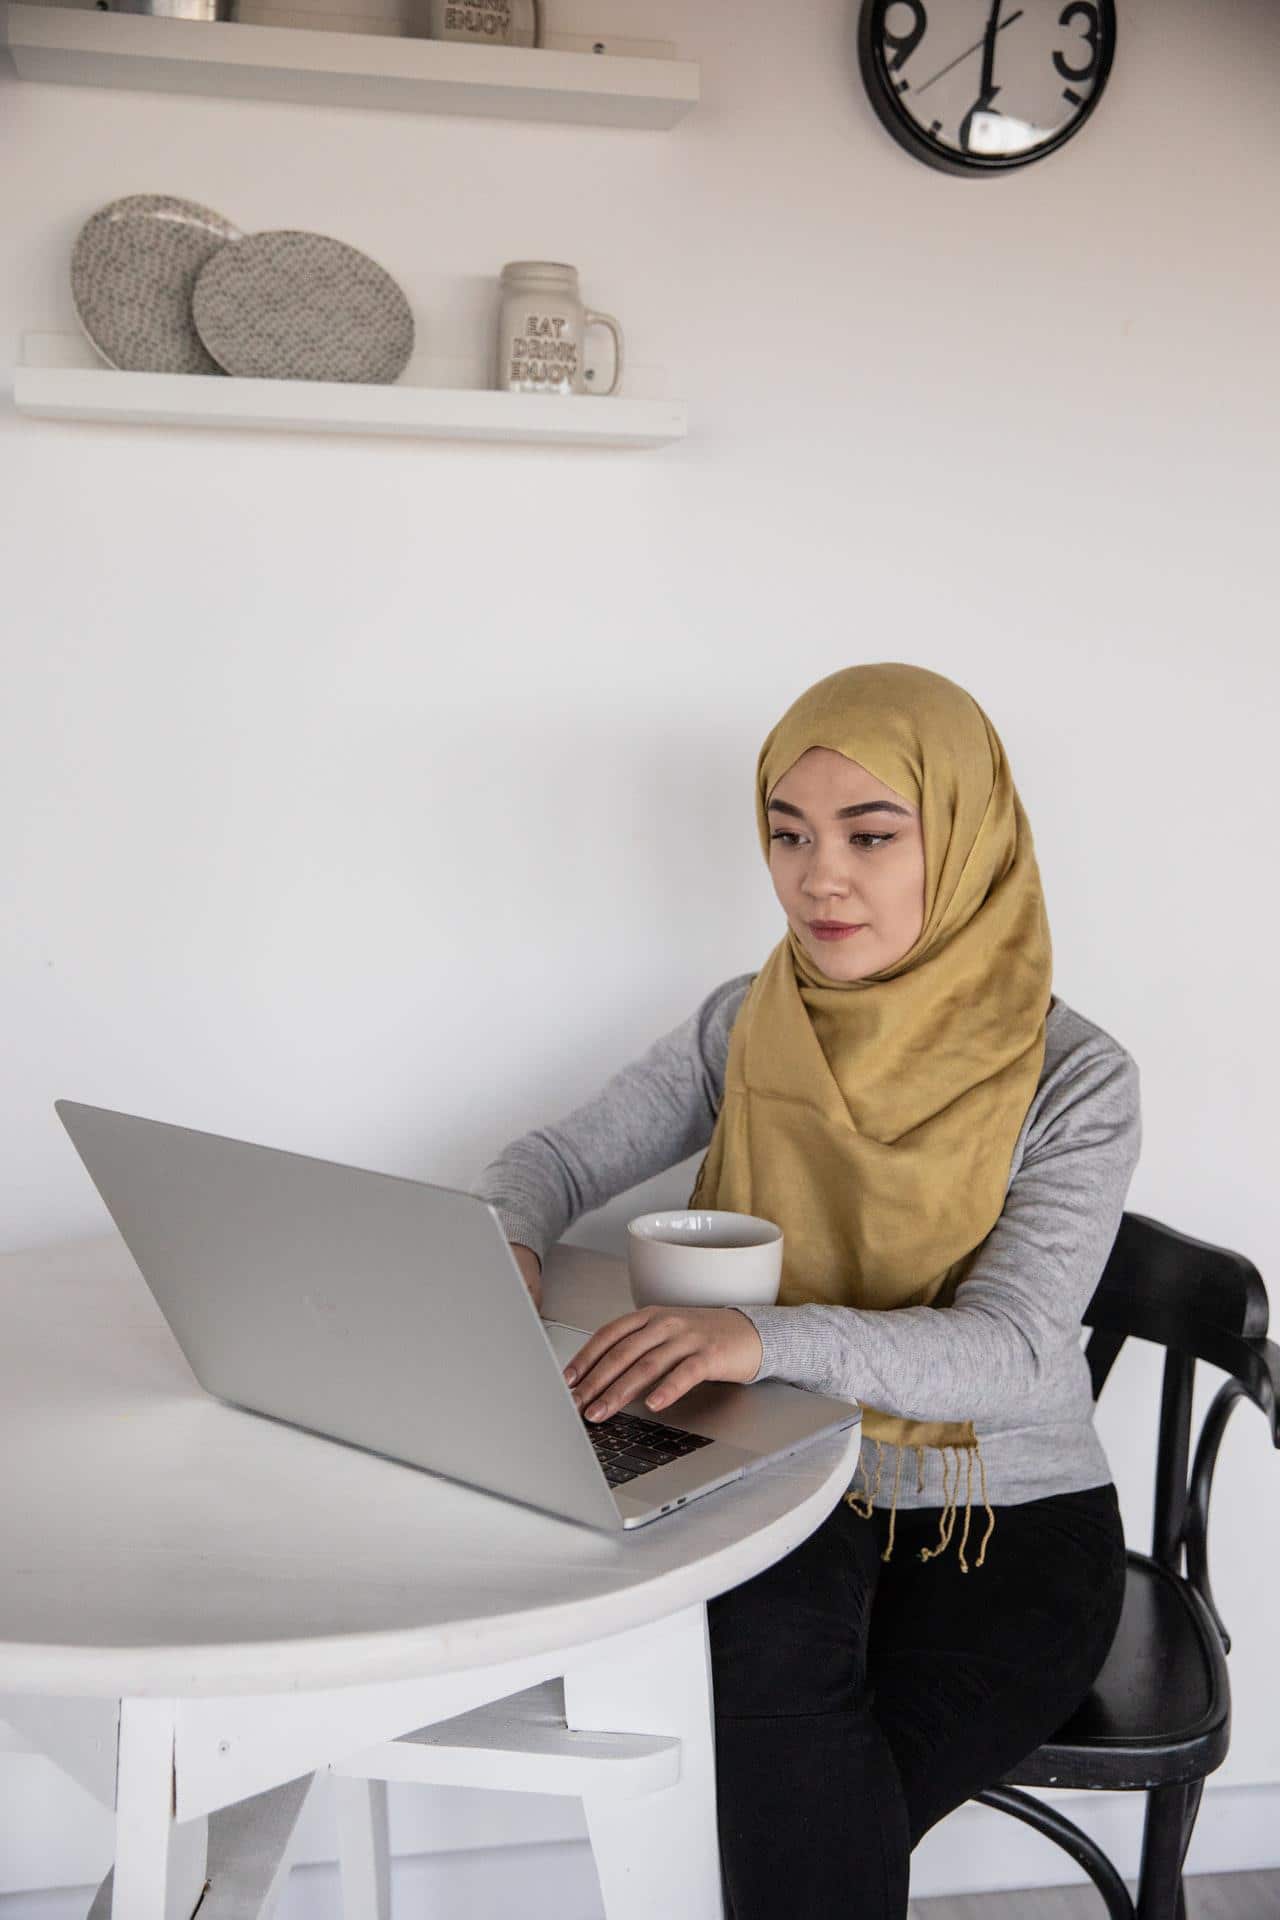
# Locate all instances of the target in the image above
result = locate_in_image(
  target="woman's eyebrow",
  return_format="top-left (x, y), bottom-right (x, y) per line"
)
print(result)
top-left (766, 799), bottom-right (913, 820)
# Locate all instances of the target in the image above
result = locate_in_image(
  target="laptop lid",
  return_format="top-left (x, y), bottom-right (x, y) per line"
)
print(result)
top-left (54, 1100), bottom-right (621, 1530)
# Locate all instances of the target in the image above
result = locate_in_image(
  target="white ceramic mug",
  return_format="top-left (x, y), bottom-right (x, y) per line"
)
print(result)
top-left (428, 0), bottom-right (540, 45)
top-left (626, 1210), bottom-right (784, 1311)
top-left (496, 261), bottom-right (624, 396)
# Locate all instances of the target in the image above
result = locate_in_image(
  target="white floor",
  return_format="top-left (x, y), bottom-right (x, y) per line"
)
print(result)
top-left (1, 1853), bottom-right (1277, 1920)
top-left (912, 1870), bottom-right (1280, 1918)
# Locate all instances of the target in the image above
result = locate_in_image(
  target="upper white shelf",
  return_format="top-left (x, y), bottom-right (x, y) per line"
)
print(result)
top-left (13, 334), bottom-right (688, 448)
top-left (0, 1), bottom-right (700, 128)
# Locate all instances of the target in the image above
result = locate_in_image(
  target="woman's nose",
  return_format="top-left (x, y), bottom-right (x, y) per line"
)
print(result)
top-left (803, 857), bottom-right (855, 896)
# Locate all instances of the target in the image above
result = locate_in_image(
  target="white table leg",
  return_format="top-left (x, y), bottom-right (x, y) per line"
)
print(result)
top-left (564, 1602), bottom-right (724, 1920)
top-left (333, 1776), bottom-right (391, 1920)
top-left (91, 1700), bottom-right (209, 1920)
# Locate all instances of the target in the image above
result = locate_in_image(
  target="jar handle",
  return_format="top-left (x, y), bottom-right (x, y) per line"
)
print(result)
top-left (583, 310), bottom-right (623, 397)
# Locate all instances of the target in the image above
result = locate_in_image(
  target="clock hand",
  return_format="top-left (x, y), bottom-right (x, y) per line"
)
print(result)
top-left (979, 0), bottom-right (1005, 96)
top-left (958, 0), bottom-right (1008, 150)
top-left (915, 7), bottom-right (1022, 97)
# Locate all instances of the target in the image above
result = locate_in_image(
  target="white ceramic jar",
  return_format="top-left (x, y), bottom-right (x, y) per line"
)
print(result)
top-left (496, 261), bottom-right (624, 396)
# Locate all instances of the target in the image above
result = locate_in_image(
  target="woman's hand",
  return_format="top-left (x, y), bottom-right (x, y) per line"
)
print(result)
top-left (510, 1242), bottom-right (543, 1313)
top-left (562, 1305), bottom-right (764, 1422)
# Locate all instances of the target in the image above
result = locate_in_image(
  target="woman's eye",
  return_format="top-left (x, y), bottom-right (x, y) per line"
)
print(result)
top-left (769, 831), bottom-right (895, 850)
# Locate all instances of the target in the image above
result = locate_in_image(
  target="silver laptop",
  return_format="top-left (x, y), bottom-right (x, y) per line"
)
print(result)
top-left (54, 1099), bottom-right (860, 1531)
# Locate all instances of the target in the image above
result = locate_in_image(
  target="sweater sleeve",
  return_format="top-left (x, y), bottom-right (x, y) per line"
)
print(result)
top-left (470, 973), bottom-right (754, 1271)
top-left (735, 1045), bottom-right (1142, 1421)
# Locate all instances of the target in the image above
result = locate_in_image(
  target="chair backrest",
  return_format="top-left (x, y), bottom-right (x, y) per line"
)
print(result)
top-left (1083, 1210), bottom-right (1279, 1649)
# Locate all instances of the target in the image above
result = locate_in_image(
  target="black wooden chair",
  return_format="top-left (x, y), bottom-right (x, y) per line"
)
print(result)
top-left (973, 1210), bottom-right (1280, 1920)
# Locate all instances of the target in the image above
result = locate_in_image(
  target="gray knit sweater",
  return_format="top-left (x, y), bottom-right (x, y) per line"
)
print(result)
top-left (472, 976), bottom-right (1141, 1509)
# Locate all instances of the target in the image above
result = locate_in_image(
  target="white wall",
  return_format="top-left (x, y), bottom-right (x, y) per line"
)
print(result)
top-left (3, 0), bottom-right (1278, 1901)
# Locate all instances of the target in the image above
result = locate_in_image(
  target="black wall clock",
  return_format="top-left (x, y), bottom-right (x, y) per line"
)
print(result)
top-left (858, 0), bottom-right (1116, 175)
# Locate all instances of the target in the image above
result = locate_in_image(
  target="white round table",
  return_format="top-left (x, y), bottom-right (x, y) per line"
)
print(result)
top-left (0, 1230), bottom-right (861, 1919)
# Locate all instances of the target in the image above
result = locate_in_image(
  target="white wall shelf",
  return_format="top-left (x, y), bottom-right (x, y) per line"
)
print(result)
top-left (13, 336), bottom-right (688, 448)
top-left (0, 1), bottom-right (699, 127)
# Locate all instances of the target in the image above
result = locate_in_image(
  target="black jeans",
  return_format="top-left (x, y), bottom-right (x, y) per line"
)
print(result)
top-left (706, 1480), bottom-right (1126, 1919)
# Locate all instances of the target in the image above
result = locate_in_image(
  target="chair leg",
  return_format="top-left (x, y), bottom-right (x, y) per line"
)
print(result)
top-left (1136, 1783), bottom-right (1191, 1920)
top-left (975, 1787), bottom-right (1134, 1920)
top-left (1173, 1776), bottom-right (1204, 1920)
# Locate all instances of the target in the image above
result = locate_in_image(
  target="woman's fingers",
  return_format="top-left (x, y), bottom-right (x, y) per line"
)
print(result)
top-left (564, 1306), bottom-right (762, 1420)
top-left (564, 1311), bottom-right (679, 1393)
top-left (581, 1343), bottom-right (705, 1421)
top-left (571, 1320), bottom-right (690, 1413)
top-left (562, 1310), bottom-right (654, 1387)
top-left (570, 1317), bottom-right (693, 1417)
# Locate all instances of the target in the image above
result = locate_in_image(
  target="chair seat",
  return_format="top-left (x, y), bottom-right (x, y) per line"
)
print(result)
top-left (1002, 1552), bottom-right (1231, 1793)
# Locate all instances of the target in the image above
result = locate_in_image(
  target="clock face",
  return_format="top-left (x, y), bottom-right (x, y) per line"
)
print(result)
top-left (858, 0), bottom-right (1117, 174)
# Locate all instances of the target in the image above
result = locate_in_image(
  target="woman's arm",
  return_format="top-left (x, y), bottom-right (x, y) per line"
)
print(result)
top-left (736, 1046), bottom-right (1142, 1423)
top-left (473, 973), bottom-right (754, 1268)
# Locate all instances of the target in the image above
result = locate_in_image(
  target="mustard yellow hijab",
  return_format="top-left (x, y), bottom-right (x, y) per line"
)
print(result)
top-left (687, 662), bottom-right (1053, 1567)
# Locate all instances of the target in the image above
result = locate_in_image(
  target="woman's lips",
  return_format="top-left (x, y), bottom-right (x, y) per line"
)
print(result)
top-left (808, 922), bottom-right (865, 941)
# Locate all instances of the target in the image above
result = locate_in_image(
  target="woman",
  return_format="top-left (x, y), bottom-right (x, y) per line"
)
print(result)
top-left (474, 661), bottom-right (1139, 1917)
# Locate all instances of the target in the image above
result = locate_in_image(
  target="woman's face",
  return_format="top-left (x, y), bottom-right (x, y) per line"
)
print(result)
top-left (767, 746), bottom-right (926, 981)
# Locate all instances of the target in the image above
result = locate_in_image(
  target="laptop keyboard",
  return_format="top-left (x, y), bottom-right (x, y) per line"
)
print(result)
top-left (583, 1409), bottom-right (714, 1488)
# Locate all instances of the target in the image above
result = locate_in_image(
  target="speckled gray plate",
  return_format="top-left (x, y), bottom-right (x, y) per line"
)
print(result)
top-left (191, 229), bottom-right (415, 384)
top-left (70, 193), bottom-right (242, 375)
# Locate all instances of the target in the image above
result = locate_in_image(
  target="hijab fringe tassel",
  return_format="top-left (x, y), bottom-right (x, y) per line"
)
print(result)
top-left (842, 1445), bottom-right (871, 1518)
top-left (880, 1444), bottom-right (905, 1563)
top-left (844, 1438), bottom-right (883, 1519)
top-left (843, 1433), bottom-right (996, 1571)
